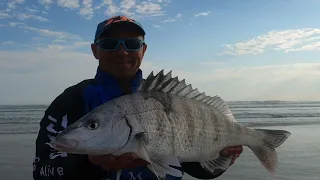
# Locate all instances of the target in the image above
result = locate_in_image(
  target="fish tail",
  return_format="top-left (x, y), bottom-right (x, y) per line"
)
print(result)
top-left (248, 129), bottom-right (291, 174)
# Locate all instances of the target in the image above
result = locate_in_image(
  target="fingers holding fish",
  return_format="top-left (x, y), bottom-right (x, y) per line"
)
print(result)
top-left (220, 146), bottom-right (243, 157)
top-left (88, 153), bottom-right (149, 171)
top-left (220, 146), bottom-right (243, 166)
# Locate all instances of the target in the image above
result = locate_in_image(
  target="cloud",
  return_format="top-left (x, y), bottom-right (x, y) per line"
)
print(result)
top-left (22, 25), bottom-right (81, 40)
top-left (38, 0), bottom-right (53, 9)
top-left (52, 39), bottom-right (66, 43)
top-left (73, 41), bottom-right (91, 47)
top-left (163, 18), bottom-right (176, 23)
top-left (199, 61), bottom-right (221, 65)
top-left (150, 13), bottom-right (166, 17)
top-left (1, 45), bottom-right (319, 105)
top-left (98, 0), bottom-right (170, 18)
top-left (0, 11), bottom-right (12, 19)
top-left (101, 0), bottom-right (119, 15)
top-left (1, 20), bottom-right (88, 52)
top-left (3, 0), bottom-right (172, 21)
top-left (1, 41), bottom-right (16, 45)
top-left (7, 0), bottom-right (25, 10)
top-left (286, 41), bottom-right (320, 52)
top-left (152, 24), bottom-right (160, 28)
top-left (220, 28), bottom-right (320, 55)
top-left (135, 2), bottom-right (163, 15)
top-left (194, 11), bottom-right (210, 17)
top-left (0, 12), bottom-right (49, 22)
top-left (79, 0), bottom-right (94, 19)
top-left (1, 3), bottom-right (49, 22)
top-left (35, 41), bottom-right (91, 51)
top-left (0, 48), bottom-right (156, 105)
top-left (8, 22), bottom-right (25, 26)
top-left (25, 6), bottom-right (41, 13)
top-left (15, 13), bottom-right (49, 21)
top-left (143, 62), bottom-right (320, 101)
top-left (120, 0), bottom-right (136, 10)
top-left (57, 0), bottom-right (80, 9)
top-left (0, 49), bottom-right (97, 105)
top-left (163, 13), bottom-right (182, 23)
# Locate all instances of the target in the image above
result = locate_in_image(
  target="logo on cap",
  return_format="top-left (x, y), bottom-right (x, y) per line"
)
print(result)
top-left (105, 16), bottom-right (136, 26)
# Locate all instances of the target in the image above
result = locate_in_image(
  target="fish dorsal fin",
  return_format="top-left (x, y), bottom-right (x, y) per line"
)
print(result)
top-left (138, 70), bottom-right (235, 120)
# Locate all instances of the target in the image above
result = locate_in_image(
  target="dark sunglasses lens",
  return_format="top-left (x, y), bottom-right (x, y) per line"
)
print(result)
top-left (98, 39), bottom-right (119, 49)
top-left (124, 39), bottom-right (143, 50)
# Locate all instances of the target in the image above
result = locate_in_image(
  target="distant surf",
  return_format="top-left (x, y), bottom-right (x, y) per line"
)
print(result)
top-left (1, 101), bottom-right (319, 134)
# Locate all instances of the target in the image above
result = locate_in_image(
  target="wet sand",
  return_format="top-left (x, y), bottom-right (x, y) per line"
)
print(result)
top-left (0, 124), bottom-right (319, 180)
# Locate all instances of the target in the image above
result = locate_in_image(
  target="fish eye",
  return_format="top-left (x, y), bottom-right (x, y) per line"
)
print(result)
top-left (86, 120), bottom-right (100, 130)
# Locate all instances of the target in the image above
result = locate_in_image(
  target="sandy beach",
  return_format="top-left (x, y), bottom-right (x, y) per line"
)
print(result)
top-left (0, 124), bottom-right (319, 180)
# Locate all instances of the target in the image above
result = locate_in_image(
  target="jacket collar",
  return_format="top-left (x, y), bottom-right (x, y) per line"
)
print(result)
top-left (94, 66), bottom-right (143, 92)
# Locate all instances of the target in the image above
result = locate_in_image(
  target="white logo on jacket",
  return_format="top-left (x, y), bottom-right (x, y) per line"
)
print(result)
top-left (128, 172), bottom-right (143, 180)
top-left (45, 114), bottom-right (68, 159)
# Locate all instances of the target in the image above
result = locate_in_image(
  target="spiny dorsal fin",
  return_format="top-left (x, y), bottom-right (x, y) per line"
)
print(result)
top-left (138, 69), bottom-right (235, 120)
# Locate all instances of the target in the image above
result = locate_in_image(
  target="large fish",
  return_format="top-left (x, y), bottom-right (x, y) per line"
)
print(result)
top-left (50, 69), bottom-right (291, 179)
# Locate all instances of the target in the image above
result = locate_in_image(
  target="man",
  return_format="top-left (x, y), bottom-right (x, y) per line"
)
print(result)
top-left (33, 15), bottom-right (243, 180)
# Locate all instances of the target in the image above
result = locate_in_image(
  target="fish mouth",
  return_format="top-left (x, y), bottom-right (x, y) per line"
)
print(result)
top-left (50, 138), bottom-right (78, 152)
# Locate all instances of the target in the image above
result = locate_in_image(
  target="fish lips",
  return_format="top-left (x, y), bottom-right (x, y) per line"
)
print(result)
top-left (50, 138), bottom-right (79, 152)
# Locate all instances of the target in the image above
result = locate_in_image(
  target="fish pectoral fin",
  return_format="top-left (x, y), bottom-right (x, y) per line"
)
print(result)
top-left (135, 136), bottom-right (183, 180)
top-left (135, 134), bottom-right (161, 180)
top-left (200, 155), bottom-right (232, 174)
top-left (147, 155), bottom-right (184, 179)
top-left (134, 132), bottom-right (151, 162)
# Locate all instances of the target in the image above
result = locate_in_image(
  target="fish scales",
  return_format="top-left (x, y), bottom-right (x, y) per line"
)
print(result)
top-left (171, 94), bottom-right (243, 160)
top-left (50, 69), bottom-right (291, 179)
top-left (119, 91), bottom-right (243, 161)
top-left (123, 93), bottom-right (175, 155)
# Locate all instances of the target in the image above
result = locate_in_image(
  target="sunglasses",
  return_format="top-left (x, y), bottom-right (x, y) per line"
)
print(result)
top-left (95, 38), bottom-right (145, 52)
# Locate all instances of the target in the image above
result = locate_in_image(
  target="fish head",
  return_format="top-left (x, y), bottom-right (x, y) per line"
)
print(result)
top-left (50, 106), bottom-right (132, 155)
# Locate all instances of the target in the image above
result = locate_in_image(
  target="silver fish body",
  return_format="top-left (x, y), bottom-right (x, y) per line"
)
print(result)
top-left (113, 91), bottom-right (246, 162)
top-left (50, 69), bottom-right (291, 179)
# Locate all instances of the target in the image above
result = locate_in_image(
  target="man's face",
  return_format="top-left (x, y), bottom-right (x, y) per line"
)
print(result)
top-left (91, 26), bottom-right (147, 79)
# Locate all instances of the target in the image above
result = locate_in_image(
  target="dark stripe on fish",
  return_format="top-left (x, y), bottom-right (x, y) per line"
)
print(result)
top-left (122, 115), bottom-right (133, 148)
top-left (182, 101), bottom-right (195, 148)
top-left (199, 107), bottom-right (206, 153)
top-left (156, 110), bottom-right (166, 138)
top-left (212, 111), bottom-right (221, 143)
top-left (144, 92), bottom-right (174, 138)
top-left (167, 114), bottom-right (176, 154)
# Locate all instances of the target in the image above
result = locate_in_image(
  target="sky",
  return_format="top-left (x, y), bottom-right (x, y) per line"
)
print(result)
top-left (1, 0), bottom-right (320, 105)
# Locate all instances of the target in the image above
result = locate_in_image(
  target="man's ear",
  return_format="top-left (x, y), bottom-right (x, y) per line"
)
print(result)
top-left (142, 43), bottom-right (147, 57)
top-left (91, 43), bottom-right (98, 60)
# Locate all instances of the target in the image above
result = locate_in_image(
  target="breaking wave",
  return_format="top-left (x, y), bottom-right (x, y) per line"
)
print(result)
top-left (234, 112), bottom-right (320, 119)
top-left (1, 102), bottom-right (320, 134)
top-left (240, 120), bottom-right (320, 127)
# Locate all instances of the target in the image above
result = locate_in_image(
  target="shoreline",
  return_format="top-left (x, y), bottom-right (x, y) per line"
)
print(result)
top-left (1, 124), bottom-right (320, 180)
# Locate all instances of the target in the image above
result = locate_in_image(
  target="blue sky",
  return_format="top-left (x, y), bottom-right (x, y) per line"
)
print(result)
top-left (1, 0), bottom-right (320, 105)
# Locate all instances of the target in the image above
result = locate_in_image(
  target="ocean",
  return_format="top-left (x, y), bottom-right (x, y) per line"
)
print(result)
top-left (0, 101), bottom-right (320, 180)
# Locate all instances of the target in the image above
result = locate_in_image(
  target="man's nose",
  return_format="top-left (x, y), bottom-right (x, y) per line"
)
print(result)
top-left (115, 43), bottom-right (128, 54)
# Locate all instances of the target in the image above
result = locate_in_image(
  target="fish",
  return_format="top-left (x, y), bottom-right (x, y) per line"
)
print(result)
top-left (50, 69), bottom-right (291, 179)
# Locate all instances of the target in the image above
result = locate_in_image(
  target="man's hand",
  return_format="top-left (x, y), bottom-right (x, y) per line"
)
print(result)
top-left (88, 147), bottom-right (243, 171)
top-left (88, 153), bottom-right (150, 171)
top-left (220, 146), bottom-right (243, 166)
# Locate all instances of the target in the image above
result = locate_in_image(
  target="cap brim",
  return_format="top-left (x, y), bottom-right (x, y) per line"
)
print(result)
top-left (96, 21), bottom-right (145, 40)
